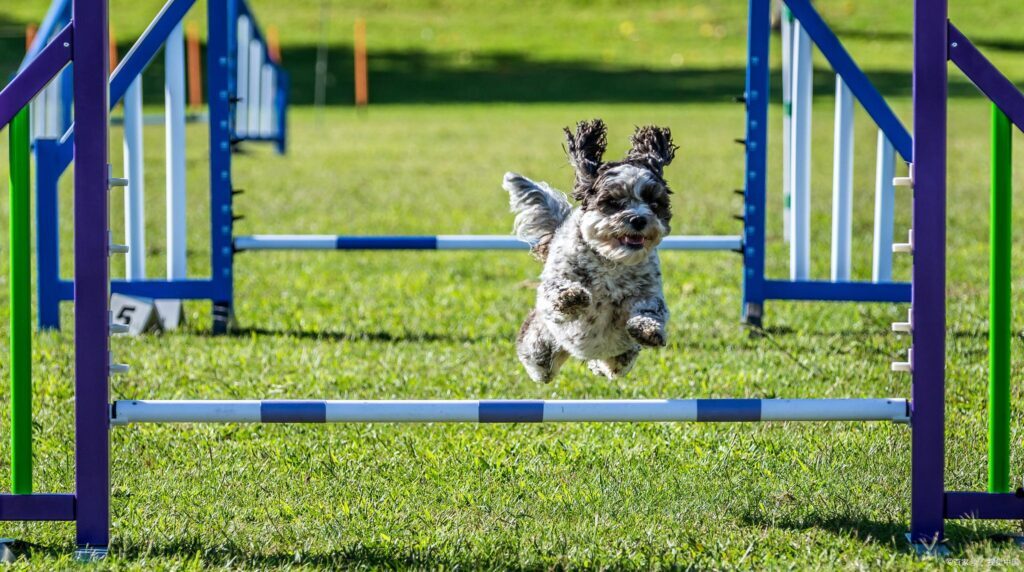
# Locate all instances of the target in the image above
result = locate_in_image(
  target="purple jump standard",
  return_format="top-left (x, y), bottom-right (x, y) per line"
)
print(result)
top-left (905, 0), bottom-right (1024, 553)
top-left (70, 0), bottom-right (112, 560)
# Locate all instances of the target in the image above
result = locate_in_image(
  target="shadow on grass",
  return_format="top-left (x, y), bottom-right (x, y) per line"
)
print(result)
top-left (207, 45), bottom-right (1003, 106)
top-left (110, 538), bottom-right (511, 569)
top-left (832, 26), bottom-right (1024, 53)
top-left (743, 512), bottom-right (1024, 555)
top-left (11, 539), bottom-right (478, 568)
top-left (744, 513), bottom-right (908, 547)
top-left (5, 36), bottom-right (1006, 107)
top-left (217, 325), bottom-right (505, 345)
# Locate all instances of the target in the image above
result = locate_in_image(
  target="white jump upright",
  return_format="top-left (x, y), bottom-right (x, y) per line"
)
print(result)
top-left (31, 77), bottom-right (59, 140)
top-left (789, 20), bottom-right (813, 280)
top-left (260, 64), bottom-right (275, 137)
top-left (235, 15), bottom-right (251, 137)
top-left (872, 133), bottom-right (896, 282)
top-left (165, 23), bottom-right (188, 285)
top-left (123, 78), bottom-right (146, 280)
top-left (830, 77), bottom-right (854, 281)
top-left (781, 7), bottom-right (794, 243)
top-left (247, 38), bottom-right (264, 135)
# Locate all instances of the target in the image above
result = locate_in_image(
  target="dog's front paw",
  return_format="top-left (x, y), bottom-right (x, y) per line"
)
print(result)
top-left (626, 315), bottom-right (666, 347)
top-left (552, 285), bottom-right (591, 315)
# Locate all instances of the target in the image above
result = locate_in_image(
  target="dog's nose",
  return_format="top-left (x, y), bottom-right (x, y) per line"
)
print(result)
top-left (628, 216), bottom-right (647, 231)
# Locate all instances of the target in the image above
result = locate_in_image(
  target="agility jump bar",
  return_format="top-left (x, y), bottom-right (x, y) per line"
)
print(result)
top-left (111, 398), bottom-right (910, 425)
top-left (233, 234), bottom-right (744, 252)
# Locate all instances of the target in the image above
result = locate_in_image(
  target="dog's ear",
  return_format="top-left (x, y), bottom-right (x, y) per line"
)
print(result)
top-left (564, 119), bottom-right (607, 201)
top-left (627, 125), bottom-right (677, 176)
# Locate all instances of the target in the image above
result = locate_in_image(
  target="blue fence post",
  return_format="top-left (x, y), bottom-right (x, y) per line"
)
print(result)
top-left (275, 71), bottom-right (289, 154)
top-left (209, 0), bottom-right (237, 333)
top-left (741, 0), bottom-right (770, 326)
top-left (34, 139), bottom-right (63, 330)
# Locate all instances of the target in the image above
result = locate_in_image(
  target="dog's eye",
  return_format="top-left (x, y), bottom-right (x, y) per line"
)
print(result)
top-left (599, 197), bottom-right (626, 213)
top-left (641, 185), bottom-right (662, 202)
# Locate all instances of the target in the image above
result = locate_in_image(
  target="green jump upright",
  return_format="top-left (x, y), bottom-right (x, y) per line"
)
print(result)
top-left (989, 105), bottom-right (1012, 494)
top-left (8, 108), bottom-right (32, 494)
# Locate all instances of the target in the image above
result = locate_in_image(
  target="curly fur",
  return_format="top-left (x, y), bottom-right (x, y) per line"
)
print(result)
top-left (503, 173), bottom-right (572, 260)
top-left (505, 120), bottom-right (677, 382)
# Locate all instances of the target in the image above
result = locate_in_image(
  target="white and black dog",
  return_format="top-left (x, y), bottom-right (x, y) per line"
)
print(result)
top-left (504, 119), bottom-right (675, 382)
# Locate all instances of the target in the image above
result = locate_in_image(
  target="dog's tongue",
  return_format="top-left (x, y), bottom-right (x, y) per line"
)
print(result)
top-left (622, 234), bottom-right (645, 247)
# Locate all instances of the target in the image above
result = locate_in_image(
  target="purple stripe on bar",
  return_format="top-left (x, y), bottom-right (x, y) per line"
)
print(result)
top-left (479, 400), bottom-right (544, 423)
top-left (947, 24), bottom-right (1024, 133)
top-left (696, 399), bottom-right (760, 422)
top-left (335, 236), bottom-right (438, 250)
top-left (261, 401), bottom-right (327, 423)
top-left (0, 24), bottom-right (72, 128)
top-left (0, 494), bottom-right (75, 521)
top-left (945, 492), bottom-right (1024, 520)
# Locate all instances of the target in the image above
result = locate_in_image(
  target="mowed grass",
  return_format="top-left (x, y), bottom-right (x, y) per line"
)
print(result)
top-left (2, 0), bottom-right (1024, 569)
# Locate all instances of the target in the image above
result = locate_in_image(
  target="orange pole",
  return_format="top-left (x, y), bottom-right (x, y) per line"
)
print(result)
top-left (109, 24), bottom-right (118, 74)
top-left (25, 24), bottom-right (38, 53)
top-left (354, 18), bottom-right (368, 106)
top-left (186, 22), bottom-right (203, 109)
top-left (267, 26), bottom-right (281, 64)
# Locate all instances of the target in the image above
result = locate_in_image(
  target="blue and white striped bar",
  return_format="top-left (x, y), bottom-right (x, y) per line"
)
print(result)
top-left (233, 234), bottom-right (743, 252)
top-left (111, 398), bottom-right (909, 425)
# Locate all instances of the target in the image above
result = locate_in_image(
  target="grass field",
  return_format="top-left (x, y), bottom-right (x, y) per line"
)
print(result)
top-left (2, 0), bottom-right (1024, 569)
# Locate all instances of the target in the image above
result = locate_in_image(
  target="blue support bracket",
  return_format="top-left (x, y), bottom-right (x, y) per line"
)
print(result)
top-left (784, 0), bottom-right (912, 162)
top-left (109, 0), bottom-right (198, 107)
top-left (763, 280), bottom-right (911, 303)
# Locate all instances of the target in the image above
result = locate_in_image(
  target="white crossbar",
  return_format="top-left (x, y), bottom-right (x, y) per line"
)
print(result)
top-left (111, 398), bottom-right (910, 425)
top-left (232, 235), bottom-right (744, 251)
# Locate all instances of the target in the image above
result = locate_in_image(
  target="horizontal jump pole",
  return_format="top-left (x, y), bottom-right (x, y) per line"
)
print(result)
top-left (111, 398), bottom-right (910, 425)
top-left (233, 235), bottom-right (744, 252)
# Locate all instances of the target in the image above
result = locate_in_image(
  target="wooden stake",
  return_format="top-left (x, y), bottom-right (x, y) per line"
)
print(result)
top-left (109, 24), bottom-right (118, 73)
top-left (25, 24), bottom-right (37, 53)
top-left (186, 22), bottom-right (203, 109)
top-left (267, 26), bottom-right (282, 63)
top-left (354, 18), bottom-right (368, 106)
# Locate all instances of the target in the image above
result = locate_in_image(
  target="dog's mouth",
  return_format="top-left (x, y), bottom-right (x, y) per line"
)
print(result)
top-left (618, 233), bottom-right (647, 249)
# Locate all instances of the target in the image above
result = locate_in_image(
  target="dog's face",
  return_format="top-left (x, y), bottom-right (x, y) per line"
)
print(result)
top-left (565, 120), bottom-right (675, 265)
top-left (578, 164), bottom-right (672, 264)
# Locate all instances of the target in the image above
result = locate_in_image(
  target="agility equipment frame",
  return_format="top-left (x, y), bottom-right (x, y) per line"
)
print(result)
top-left (3, 0), bottom-right (1024, 559)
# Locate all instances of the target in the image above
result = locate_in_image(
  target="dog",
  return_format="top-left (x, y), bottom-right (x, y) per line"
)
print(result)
top-left (503, 119), bottom-right (675, 382)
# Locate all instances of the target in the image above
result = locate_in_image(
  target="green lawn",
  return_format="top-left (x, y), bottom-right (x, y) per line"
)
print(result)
top-left (2, 0), bottom-right (1024, 569)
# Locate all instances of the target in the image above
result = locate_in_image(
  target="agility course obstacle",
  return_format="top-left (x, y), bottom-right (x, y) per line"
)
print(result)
top-left (25, 0), bottom-right (909, 332)
top-left (26, 0), bottom-right (289, 333)
top-left (739, 0), bottom-right (912, 326)
top-left (232, 234), bottom-right (744, 252)
top-left (989, 105), bottom-right (1012, 495)
top-left (110, 399), bottom-right (910, 424)
top-left (4, 0), bottom-right (1024, 559)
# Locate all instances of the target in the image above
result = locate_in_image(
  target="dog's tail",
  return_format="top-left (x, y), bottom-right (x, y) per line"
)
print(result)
top-left (503, 172), bottom-right (572, 261)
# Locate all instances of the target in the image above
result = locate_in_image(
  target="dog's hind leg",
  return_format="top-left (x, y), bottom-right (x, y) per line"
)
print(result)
top-left (587, 346), bottom-right (640, 379)
top-left (516, 310), bottom-right (569, 383)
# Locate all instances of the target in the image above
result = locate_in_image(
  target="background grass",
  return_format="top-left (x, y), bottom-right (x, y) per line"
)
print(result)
top-left (1, 0), bottom-right (1024, 569)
